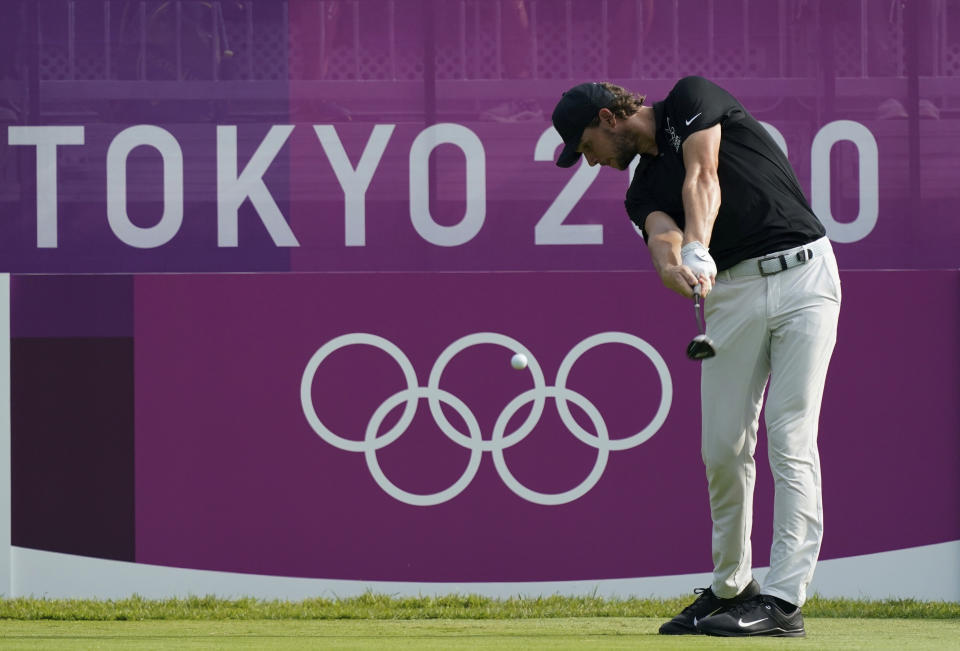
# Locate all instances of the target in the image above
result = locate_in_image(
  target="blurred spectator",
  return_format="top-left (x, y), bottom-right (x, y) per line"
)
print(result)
top-left (501, 0), bottom-right (533, 80)
top-left (290, 0), bottom-right (343, 80)
top-left (816, 0), bottom-right (946, 119)
top-left (481, 0), bottom-right (542, 122)
top-left (606, 0), bottom-right (655, 78)
top-left (116, 1), bottom-right (239, 81)
top-left (288, 0), bottom-right (352, 121)
top-left (869, 0), bottom-right (945, 119)
top-left (112, 1), bottom-right (244, 120)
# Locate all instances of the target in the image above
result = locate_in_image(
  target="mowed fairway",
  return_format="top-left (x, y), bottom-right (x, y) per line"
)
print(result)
top-left (2, 618), bottom-right (960, 650)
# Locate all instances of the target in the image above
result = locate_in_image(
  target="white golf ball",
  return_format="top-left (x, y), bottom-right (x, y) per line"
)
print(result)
top-left (510, 353), bottom-right (528, 370)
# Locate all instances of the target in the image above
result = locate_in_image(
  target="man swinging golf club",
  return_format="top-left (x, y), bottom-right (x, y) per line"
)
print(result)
top-left (550, 77), bottom-right (841, 637)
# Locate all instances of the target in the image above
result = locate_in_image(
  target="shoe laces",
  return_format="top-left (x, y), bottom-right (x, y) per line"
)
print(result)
top-left (725, 595), bottom-right (767, 618)
top-left (680, 587), bottom-right (714, 615)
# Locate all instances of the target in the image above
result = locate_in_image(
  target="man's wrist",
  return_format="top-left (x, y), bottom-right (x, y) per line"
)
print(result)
top-left (682, 234), bottom-right (710, 248)
top-left (680, 241), bottom-right (718, 278)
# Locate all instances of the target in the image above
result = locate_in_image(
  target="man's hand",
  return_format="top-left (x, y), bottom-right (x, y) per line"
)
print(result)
top-left (660, 263), bottom-right (713, 299)
top-left (646, 212), bottom-right (716, 299)
top-left (681, 241), bottom-right (717, 282)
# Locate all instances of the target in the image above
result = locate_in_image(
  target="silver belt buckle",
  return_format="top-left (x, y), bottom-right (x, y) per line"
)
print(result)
top-left (758, 247), bottom-right (812, 276)
top-left (758, 253), bottom-right (787, 276)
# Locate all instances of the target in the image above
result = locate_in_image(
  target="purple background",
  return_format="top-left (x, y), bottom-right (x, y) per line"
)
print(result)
top-left (0, 0), bottom-right (958, 272)
top-left (128, 271), bottom-right (958, 581)
top-left (4, 1), bottom-right (960, 583)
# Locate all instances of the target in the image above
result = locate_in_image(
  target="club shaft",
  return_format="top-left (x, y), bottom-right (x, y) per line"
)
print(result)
top-left (693, 295), bottom-right (705, 335)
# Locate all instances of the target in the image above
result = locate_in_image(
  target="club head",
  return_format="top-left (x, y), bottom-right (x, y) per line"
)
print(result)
top-left (686, 334), bottom-right (716, 360)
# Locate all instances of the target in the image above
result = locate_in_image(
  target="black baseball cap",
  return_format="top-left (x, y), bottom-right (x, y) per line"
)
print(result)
top-left (551, 82), bottom-right (615, 168)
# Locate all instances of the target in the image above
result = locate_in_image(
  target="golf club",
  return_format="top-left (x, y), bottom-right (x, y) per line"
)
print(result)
top-left (686, 284), bottom-right (716, 360)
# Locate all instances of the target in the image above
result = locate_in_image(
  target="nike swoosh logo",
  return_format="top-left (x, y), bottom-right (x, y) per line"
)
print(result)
top-left (685, 113), bottom-right (702, 126)
top-left (738, 617), bottom-right (768, 627)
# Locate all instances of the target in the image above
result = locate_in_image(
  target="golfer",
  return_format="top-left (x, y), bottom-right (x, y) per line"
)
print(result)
top-left (550, 76), bottom-right (841, 637)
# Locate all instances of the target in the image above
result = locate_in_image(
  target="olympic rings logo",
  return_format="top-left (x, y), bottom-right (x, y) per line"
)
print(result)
top-left (300, 332), bottom-right (672, 506)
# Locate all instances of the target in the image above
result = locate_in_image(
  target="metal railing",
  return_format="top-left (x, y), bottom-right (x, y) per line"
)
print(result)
top-left (25, 0), bottom-right (955, 83)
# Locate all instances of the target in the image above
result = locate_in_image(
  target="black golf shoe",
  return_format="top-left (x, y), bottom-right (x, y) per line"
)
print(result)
top-left (658, 579), bottom-right (761, 635)
top-left (696, 594), bottom-right (806, 637)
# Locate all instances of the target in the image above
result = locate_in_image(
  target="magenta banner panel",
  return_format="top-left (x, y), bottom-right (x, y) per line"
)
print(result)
top-left (126, 271), bottom-right (958, 581)
top-left (4, 0), bottom-right (960, 591)
top-left (1, 0), bottom-right (959, 273)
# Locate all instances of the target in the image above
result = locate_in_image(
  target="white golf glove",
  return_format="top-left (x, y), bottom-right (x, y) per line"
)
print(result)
top-left (681, 241), bottom-right (717, 280)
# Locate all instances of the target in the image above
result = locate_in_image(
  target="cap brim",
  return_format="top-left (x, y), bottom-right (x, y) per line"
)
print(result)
top-left (556, 141), bottom-right (581, 168)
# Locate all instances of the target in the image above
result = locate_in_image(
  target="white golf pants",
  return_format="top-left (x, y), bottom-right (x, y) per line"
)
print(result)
top-left (701, 237), bottom-right (841, 607)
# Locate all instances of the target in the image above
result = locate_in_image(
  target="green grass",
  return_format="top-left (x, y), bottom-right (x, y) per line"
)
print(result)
top-left (1, 595), bottom-right (957, 650)
top-left (1, 593), bottom-right (958, 621)
top-left (0, 618), bottom-right (959, 650)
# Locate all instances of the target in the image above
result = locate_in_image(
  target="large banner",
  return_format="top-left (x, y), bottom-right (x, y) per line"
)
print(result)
top-left (0, 0), bottom-right (957, 273)
top-left (8, 271), bottom-right (958, 585)
top-left (1, 0), bottom-right (958, 599)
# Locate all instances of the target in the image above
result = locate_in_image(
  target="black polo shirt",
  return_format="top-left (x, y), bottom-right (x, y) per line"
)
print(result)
top-left (625, 76), bottom-right (825, 271)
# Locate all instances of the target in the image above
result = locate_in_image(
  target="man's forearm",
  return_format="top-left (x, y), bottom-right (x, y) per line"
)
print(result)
top-left (649, 231), bottom-right (683, 278)
top-left (681, 173), bottom-right (721, 247)
top-left (645, 211), bottom-right (704, 298)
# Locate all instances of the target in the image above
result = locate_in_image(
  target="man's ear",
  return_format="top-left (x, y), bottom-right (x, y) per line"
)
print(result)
top-left (598, 107), bottom-right (616, 127)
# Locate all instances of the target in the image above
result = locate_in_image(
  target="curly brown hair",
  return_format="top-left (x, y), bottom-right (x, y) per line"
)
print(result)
top-left (589, 82), bottom-right (646, 126)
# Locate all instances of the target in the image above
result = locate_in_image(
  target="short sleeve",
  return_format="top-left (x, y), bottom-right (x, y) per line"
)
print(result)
top-left (625, 189), bottom-right (655, 242)
top-left (668, 76), bottom-right (739, 143)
